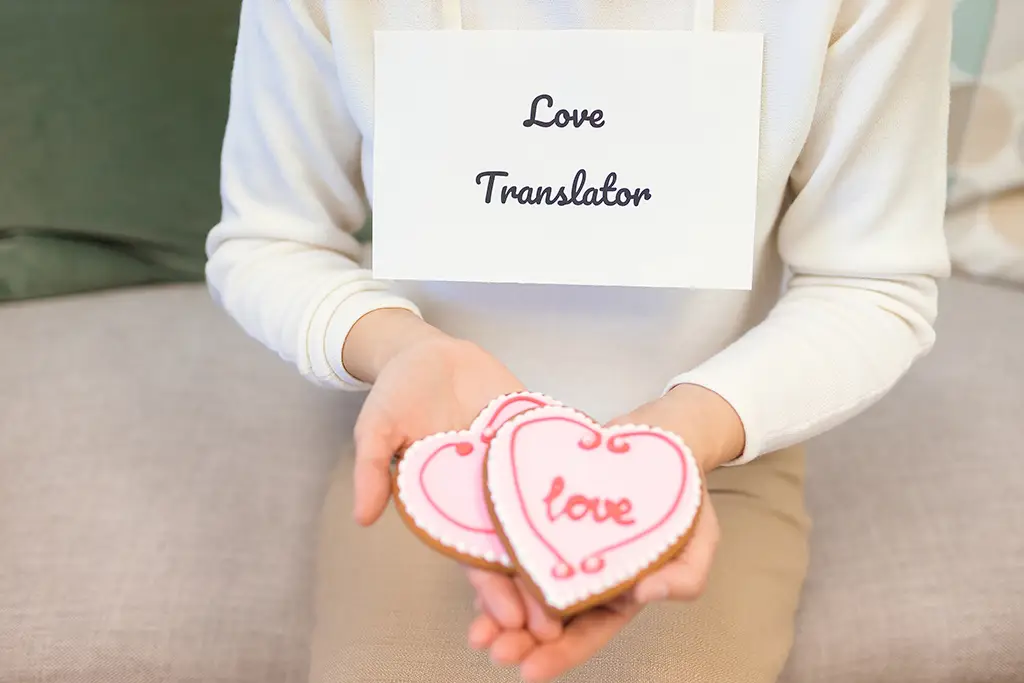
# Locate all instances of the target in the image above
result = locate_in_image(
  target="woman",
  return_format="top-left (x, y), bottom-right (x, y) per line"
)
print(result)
top-left (206, 1), bottom-right (951, 681)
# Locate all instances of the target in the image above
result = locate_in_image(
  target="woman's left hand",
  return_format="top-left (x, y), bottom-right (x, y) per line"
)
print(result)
top-left (468, 384), bottom-right (745, 683)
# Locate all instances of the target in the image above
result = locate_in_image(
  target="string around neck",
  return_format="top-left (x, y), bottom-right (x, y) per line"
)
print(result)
top-left (694, 0), bottom-right (715, 32)
top-left (441, 0), bottom-right (715, 33)
top-left (442, 0), bottom-right (463, 30)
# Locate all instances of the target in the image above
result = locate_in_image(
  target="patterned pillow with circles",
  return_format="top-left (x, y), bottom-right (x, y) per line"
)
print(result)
top-left (946, 0), bottom-right (1024, 284)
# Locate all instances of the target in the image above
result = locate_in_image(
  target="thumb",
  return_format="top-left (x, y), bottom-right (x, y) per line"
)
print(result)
top-left (604, 412), bottom-right (637, 428)
top-left (634, 489), bottom-right (718, 603)
top-left (352, 418), bottom-right (403, 526)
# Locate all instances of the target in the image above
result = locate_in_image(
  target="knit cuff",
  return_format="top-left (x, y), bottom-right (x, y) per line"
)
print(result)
top-left (662, 367), bottom-right (763, 468)
top-left (304, 285), bottom-right (421, 390)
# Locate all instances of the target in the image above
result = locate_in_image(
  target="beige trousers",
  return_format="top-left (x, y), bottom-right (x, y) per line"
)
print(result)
top-left (310, 446), bottom-right (809, 683)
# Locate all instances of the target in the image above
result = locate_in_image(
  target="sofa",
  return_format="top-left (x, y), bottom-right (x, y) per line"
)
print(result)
top-left (1, 275), bottom-right (1021, 682)
top-left (2, 1), bottom-right (1023, 681)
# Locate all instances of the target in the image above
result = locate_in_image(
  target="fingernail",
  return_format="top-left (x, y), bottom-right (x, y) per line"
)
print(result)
top-left (637, 580), bottom-right (670, 604)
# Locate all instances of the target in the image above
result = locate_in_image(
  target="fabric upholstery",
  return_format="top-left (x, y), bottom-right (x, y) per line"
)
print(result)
top-left (0, 277), bottom-right (1021, 682)
top-left (781, 277), bottom-right (1024, 683)
top-left (0, 1), bottom-right (240, 301)
top-left (0, 285), bottom-right (355, 682)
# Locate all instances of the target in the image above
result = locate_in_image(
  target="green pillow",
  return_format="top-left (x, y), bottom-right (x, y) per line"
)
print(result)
top-left (0, 1), bottom-right (241, 301)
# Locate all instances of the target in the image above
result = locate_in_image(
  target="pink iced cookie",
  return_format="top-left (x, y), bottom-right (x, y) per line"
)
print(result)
top-left (485, 405), bottom-right (703, 617)
top-left (392, 392), bottom-right (556, 572)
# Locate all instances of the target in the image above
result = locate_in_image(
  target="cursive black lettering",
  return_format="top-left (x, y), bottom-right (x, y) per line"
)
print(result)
top-left (475, 168), bottom-right (651, 208)
top-left (475, 170), bottom-right (510, 204)
top-left (523, 94), bottom-right (555, 128)
top-left (523, 93), bottom-right (606, 129)
top-left (570, 169), bottom-right (587, 205)
top-left (600, 173), bottom-right (618, 205)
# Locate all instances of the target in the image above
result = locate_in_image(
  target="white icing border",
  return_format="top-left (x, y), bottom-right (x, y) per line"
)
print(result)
top-left (485, 405), bottom-right (703, 611)
top-left (394, 392), bottom-right (560, 568)
top-left (468, 391), bottom-right (561, 432)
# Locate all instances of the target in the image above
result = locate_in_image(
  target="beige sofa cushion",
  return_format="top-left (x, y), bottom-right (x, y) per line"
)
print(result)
top-left (782, 278), bottom-right (1024, 682)
top-left (1, 279), bottom-right (1021, 682)
top-left (0, 285), bottom-right (357, 682)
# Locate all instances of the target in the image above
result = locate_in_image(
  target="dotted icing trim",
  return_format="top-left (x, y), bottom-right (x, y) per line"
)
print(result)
top-left (469, 391), bottom-right (561, 432)
top-left (485, 405), bottom-right (703, 611)
top-left (395, 431), bottom-right (512, 568)
top-left (393, 392), bottom-right (560, 568)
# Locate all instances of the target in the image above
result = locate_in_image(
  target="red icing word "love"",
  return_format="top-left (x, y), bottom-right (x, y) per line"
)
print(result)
top-left (543, 476), bottom-right (636, 527)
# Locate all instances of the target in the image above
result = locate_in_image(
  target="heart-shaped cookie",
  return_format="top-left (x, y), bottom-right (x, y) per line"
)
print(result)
top-left (485, 405), bottom-right (702, 617)
top-left (393, 392), bottom-right (556, 572)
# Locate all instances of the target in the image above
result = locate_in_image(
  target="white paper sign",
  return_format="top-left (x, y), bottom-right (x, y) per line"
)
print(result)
top-left (373, 29), bottom-right (763, 289)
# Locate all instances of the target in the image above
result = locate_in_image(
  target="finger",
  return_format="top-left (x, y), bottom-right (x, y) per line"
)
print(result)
top-left (467, 612), bottom-right (501, 651)
top-left (518, 578), bottom-right (563, 643)
top-left (519, 604), bottom-right (638, 683)
top-left (351, 420), bottom-right (403, 526)
top-left (489, 630), bottom-right (538, 667)
top-left (465, 569), bottom-right (525, 630)
top-left (635, 495), bottom-right (719, 603)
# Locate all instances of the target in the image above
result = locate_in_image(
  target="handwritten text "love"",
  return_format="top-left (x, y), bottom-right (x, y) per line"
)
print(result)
top-left (543, 476), bottom-right (636, 526)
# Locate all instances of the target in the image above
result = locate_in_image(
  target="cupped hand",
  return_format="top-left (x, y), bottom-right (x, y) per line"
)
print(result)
top-left (516, 488), bottom-right (719, 683)
top-left (466, 574), bottom-right (563, 663)
top-left (344, 309), bottom-right (523, 526)
top-left (467, 490), bottom-right (719, 682)
top-left (342, 309), bottom-right (563, 637)
top-left (471, 383), bottom-right (741, 681)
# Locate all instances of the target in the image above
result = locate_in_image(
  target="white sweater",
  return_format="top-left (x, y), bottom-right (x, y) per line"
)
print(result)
top-left (207, 0), bottom-right (952, 464)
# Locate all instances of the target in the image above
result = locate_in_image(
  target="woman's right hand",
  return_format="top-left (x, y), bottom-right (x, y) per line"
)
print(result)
top-left (343, 308), bottom-right (522, 526)
top-left (342, 309), bottom-right (562, 647)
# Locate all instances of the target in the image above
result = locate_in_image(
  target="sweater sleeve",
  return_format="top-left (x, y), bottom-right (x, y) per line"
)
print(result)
top-left (666, 0), bottom-right (952, 464)
top-left (205, 0), bottom-right (419, 390)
